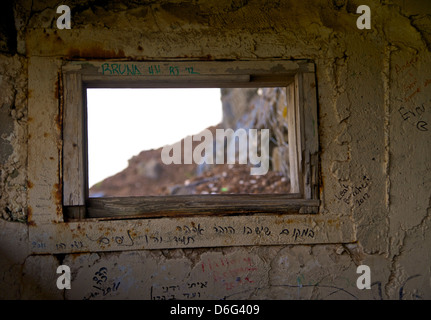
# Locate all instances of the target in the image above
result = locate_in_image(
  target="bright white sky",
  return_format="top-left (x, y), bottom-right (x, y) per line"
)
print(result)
top-left (87, 88), bottom-right (222, 188)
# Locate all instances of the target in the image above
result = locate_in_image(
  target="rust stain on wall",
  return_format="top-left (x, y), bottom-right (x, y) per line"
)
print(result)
top-left (54, 76), bottom-right (59, 100)
top-left (56, 71), bottom-right (64, 137)
top-left (53, 183), bottom-right (62, 205)
top-left (52, 183), bottom-right (63, 219)
top-left (27, 206), bottom-right (35, 226)
top-left (54, 114), bottom-right (62, 133)
top-left (67, 47), bottom-right (126, 59)
top-left (27, 180), bottom-right (34, 189)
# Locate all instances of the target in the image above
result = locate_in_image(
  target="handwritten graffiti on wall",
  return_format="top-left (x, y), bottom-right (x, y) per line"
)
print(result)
top-left (100, 63), bottom-right (200, 76)
top-left (150, 281), bottom-right (208, 300)
top-left (201, 256), bottom-right (258, 292)
top-left (148, 269), bottom-right (425, 300)
top-left (78, 258), bottom-right (424, 300)
top-left (83, 267), bottom-right (121, 300)
top-left (395, 56), bottom-right (430, 132)
top-left (42, 221), bottom-right (318, 253)
top-left (398, 104), bottom-right (428, 132)
top-left (223, 274), bottom-right (425, 300)
top-left (150, 255), bottom-right (262, 300)
top-left (334, 175), bottom-right (371, 207)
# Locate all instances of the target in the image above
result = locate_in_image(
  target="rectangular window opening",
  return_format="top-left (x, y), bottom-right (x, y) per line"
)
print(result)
top-left (87, 87), bottom-right (293, 198)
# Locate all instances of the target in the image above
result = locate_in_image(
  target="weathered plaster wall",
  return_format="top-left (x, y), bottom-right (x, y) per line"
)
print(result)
top-left (0, 0), bottom-right (430, 300)
top-left (0, 54), bottom-right (27, 223)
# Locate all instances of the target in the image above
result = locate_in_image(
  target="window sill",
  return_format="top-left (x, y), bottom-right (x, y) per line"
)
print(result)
top-left (68, 194), bottom-right (319, 220)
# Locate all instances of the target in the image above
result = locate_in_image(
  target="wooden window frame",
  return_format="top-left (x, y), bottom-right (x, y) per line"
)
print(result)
top-left (62, 60), bottom-right (319, 220)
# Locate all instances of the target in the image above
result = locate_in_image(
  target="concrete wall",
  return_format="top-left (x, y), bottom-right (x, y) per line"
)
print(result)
top-left (0, 0), bottom-right (430, 300)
